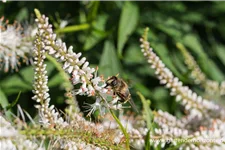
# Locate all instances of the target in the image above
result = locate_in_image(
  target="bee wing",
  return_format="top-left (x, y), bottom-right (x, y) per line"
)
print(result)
top-left (128, 98), bottom-right (139, 113)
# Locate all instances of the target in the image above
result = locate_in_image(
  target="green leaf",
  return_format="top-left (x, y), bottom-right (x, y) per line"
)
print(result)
top-left (16, 8), bottom-right (28, 21)
top-left (0, 89), bottom-right (11, 119)
top-left (0, 88), bottom-right (9, 109)
top-left (83, 14), bottom-right (109, 51)
top-left (137, 91), bottom-right (153, 130)
top-left (99, 40), bottom-right (122, 77)
top-left (181, 12), bottom-right (204, 23)
top-left (145, 130), bottom-right (151, 150)
top-left (212, 2), bottom-right (225, 13)
top-left (182, 34), bottom-right (224, 80)
top-left (124, 44), bottom-right (145, 64)
top-left (152, 87), bottom-right (170, 111)
top-left (83, 29), bottom-right (108, 51)
top-left (46, 54), bottom-right (73, 90)
top-left (156, 18), bottom-right (182, 38)
top-left (171, 52), bottom-right (188, 75)
top-left (182, 34), bottom-right (207, 59)
top-left (215, 45), bottom-right (225, 66)
top-left (134, 83), bottom-right (152, 98)
top-left (152, 43), bottom-right (185, 81)
top-left (6, 91), bottom-right (21, 110)
top-left (109, 109), bottom-right (130, 149)
top-left (48, 73), bottom-right (64, 87)
top-left (0, 62), bottom-right (55, 95)
top-left (0, 66), bottom-right (34, 95)
top-left (118, 2), bottom-right (139, 57)
top-left (206, 60), bottom-right (225, 81)
top-left (87, 1), bottom-right (100, 22)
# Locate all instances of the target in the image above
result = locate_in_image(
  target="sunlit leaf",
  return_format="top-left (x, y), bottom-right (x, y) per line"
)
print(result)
top-left (83, 14), bottom-right (109, 51)
top-left (0, 88), bottom-right (9, 108)
top-left (0, 89), bottom-right (11, 118)
top-left (56, 23), bottom-right (90, 33)
top-left (99, 40), bottom-right (122, 77)
top-left (206, 60), bottom-right (225, 81)
top-left (48, 73), bottom-right (64, 87)
top-left (118, 2), bottom-right (139, 57)
top-left (145, 130), bottom-right (151, 150)
top-left (137, 91), bottom-right (153, 129)
top-left (124, 44), bottom-right (144, 64)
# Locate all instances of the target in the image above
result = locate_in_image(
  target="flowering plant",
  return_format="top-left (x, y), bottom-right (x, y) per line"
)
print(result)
top-left (0, 5), bottom-right (225, 150)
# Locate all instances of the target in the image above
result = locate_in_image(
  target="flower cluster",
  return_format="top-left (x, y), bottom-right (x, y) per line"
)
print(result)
top-left (177, 43), bottom-right (225, 97)
top-left (0, 116), bottom-right (44, 150)
top-left (34, 10), bottom-right (123, 116)
top-left (18, 9), bottom-right (147, 150)
top-left (101, 112), bottom-right (148, 149)
top-left (59, 139), bottom-right (102, 150)
top-left (140, 28), bottom-right (225, 120)
top-left (140, 28), bottom-right (225, 149)
top-left (32, 23), bottom-right (66, 128)
top-left (0, 17), bottom-right (34, 72)
top-left (153, 110), bottom-right (225, 149)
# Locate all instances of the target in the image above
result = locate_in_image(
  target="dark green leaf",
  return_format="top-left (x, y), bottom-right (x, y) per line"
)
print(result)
top-left (145, 130), bottom-right (151, 150)
top-left (215, 45), bottom-right (225, 66)
top-left (152, 43), bottom-right (185, 81)
top-left (156, 18), bottom-right (182, 38)
top-left (87, 1), bottom-right (100, 22)
top-left (0, 62), bottom-right (55, 95)
top-left (182, 34), bottom-right (207, 58)
top-left (6, 91), bottom-right (21, 110)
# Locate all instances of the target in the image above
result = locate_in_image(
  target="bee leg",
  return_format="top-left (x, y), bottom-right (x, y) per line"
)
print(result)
top-left (116, 100), bottom-right (120, 110)
top-left (104, 83), bottom-right (109, 88)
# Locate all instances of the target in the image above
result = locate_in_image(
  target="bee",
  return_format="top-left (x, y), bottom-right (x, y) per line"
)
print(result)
top-left (105, 75), bottom-right (138, 112)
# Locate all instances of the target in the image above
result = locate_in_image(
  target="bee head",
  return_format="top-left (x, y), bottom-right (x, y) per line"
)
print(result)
top-left (105, 76), bottom-right (119, 88)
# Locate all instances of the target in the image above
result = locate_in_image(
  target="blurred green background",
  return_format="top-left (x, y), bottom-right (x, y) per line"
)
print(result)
top-left (1, 1), bottom-right (225, 118)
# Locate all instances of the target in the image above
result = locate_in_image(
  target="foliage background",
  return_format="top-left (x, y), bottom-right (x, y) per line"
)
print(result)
top-left (1, 1), bottom-right (225, 118)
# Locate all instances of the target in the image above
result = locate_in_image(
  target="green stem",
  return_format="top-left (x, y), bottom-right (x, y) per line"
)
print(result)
top-left (19, 127), bottom-right (124, 149)
top-left (56, 23), bottom-right (90, 33)
top-left (109, 109), bottom-right (130, 150)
